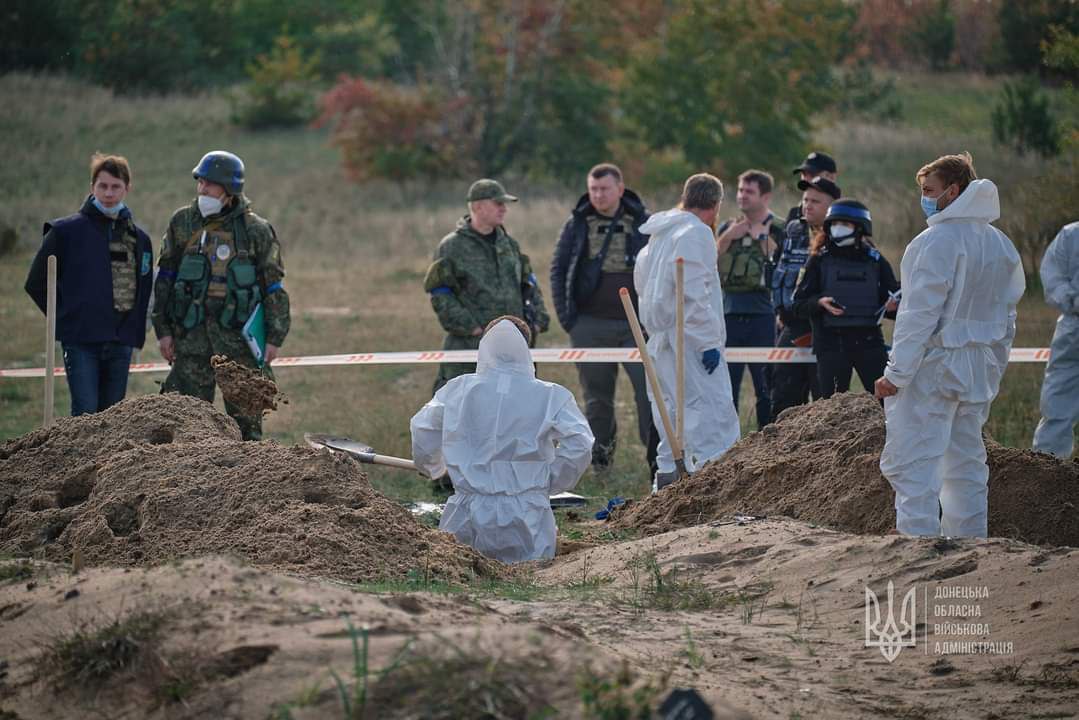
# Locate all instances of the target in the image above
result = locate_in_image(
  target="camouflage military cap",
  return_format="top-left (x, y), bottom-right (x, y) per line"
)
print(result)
top-left (467, 179), bottom-right (518, 203)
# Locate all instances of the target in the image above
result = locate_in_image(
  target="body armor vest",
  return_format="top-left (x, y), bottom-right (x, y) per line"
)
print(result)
top-left (820, 251), bottom-right (881, 328)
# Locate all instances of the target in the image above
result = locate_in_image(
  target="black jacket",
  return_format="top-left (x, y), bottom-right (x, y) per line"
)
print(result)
top-left (792, 241), bottom-right (899, 354)
top-left (550, 189), bottom-right (649, 331)
top-left (25, 196), bottom-right (153, 348)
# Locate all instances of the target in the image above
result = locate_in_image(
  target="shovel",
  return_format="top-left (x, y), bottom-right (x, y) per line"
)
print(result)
top-left (304, 433), bottom-right (588, 507)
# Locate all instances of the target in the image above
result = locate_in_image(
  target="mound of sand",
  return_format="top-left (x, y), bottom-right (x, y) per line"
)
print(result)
top-left (612, 392), bottom-right (1079, 547)
top-left (0, 394), bottom-right (500, 581)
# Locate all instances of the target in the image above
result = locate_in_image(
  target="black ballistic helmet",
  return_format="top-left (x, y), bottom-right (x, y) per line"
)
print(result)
top-left (192, 151), bottom-right (245, 195)
top-left (824, 198), bottom-right (872, 237)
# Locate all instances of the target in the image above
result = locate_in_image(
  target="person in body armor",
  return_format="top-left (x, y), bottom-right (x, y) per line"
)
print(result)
top-left (786, 152), bottom-right (838, 223)
top-left (770, 176), bottom-right (839, 416)
top-left (153, 151), bottom-right (290, 440)
top-left (716, 170), bottom-right (784, 429)
top-left (424, 179), bottom-right (550, 395)
top-left (25, 153), bottom-right (153, 416)
top-left (792, 198), bottom-right (899, 399)
top-left (550, 163), bottom-right (658, 473)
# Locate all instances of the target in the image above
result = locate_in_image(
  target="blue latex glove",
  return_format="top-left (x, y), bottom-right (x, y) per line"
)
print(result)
top-left (701, 348), bottom-right (720, 374)
top-left (595, 497), bottom-right (625, 521)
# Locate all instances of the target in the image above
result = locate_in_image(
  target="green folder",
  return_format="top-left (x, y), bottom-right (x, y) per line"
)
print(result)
top-left (242, 303), bottom-right (267, 367)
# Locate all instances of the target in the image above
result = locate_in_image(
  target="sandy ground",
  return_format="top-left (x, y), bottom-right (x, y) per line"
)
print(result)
top-left (1, 394), bottom-right (1076, 718)
top-left (1, 519), bottom-right (1076, 719)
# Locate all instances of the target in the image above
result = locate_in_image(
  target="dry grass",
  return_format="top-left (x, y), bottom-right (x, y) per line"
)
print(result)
top-left (0, 70), bottom-right (1071, 509)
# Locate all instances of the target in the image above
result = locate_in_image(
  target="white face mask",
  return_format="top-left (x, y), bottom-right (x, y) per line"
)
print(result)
top-left (829, 224), bottom-right (855, 239)
top-left (198, 194), bottom-right (225, 218)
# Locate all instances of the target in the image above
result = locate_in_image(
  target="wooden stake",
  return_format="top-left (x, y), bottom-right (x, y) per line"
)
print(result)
top-left (675, 258), bottom-right (685, 452)
top-left (44, 255), bottom-right (57, 428)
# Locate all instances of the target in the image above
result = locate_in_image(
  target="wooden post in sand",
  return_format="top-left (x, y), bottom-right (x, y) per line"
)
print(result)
top-left (675, 258), bottom-right (685, 453)
top-left (44, 255), bottom-right (57, 427)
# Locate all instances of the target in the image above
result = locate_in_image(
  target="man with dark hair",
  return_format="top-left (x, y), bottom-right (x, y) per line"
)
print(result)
top-left (716, 169), bottom-right (783, 429)
top-left (424, 179), bottom-right (550, 394)
top-left (153, 150), bottom-right (291, 440)
top-left (635, 173), bottom-right (740, 490)
top-left (550, 163), bottom-right (657, 472)
top-left (26, 153), bottom-right (153, 416)
top-left (787, 152), bottom-right (838, 223)
top-left (877, 152), bottom-right (1024, 538)
top-left (770, 176), bottom-right (841, 417)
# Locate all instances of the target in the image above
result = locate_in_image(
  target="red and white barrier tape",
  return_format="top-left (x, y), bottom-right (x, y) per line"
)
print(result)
top-left (0, 346), bottom-right (1052, 379)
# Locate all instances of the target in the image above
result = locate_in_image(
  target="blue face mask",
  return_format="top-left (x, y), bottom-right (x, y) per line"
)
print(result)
top-left (919, 188), bottom-right (950, 219)
top-left (92, 196), bottom-right (126, 218)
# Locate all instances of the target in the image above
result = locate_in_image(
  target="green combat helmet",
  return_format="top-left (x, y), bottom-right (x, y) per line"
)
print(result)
top-left (193, 151), bottom-right (245, 195)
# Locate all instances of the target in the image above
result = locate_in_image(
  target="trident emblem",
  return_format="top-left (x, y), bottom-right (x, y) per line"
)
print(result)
top-left (865, 580), bottom-right (917, 662)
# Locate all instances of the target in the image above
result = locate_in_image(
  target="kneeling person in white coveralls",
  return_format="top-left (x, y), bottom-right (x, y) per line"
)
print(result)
top-left (1032, 221), bottom-right (1079, 458)
top-left (634, 174), bottom-right (741, 490)
top-left (410, 316), bottom-right (594, 563)
top-left (875, 153), bottom-right (1025, 538)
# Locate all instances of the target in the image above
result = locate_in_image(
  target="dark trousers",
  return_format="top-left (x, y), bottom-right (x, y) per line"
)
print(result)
top-left (725, 313), bottom-right (773, 429)
top-left (569, 314), bottom-right (658, 472)
top-left (770, 323), bottom-right (820, 418)
top-left (61, 341), bottom-right (134, 416)
top-left (816, 340), bottom-right (888, 399)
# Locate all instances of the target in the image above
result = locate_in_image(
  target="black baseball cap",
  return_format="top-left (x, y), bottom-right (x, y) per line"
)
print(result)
top-left (797, 176), bottom-right (841, 200)
top-left (793, 152), bottom-right (837, 176)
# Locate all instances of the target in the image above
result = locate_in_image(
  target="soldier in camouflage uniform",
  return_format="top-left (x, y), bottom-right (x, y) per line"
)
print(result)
top-left (424, 179), bottom-right (550, 393)
top-left (152, 151), bottom-right (290, 440)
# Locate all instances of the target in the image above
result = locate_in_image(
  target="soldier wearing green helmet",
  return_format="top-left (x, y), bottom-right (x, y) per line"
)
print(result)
top-left (152, 151), bottom-right (291, 440)
top-left (423, 178), bottom-right (550, 394)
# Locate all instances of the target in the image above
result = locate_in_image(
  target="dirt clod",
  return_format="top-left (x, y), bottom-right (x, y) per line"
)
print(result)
top-left (210, 355), bottom-right (284, 417)
top-left (612, 392), bottom-right (1079, 547)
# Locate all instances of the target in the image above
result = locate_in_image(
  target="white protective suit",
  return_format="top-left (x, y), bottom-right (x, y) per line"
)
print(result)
top-left (879, 179), bottom-right (1025, 538)
top-left (1032, 222), bottom-right (1079, 457)
top-left (410, 320), bottom-right (594, 563)
top-left (634, 209), bottom-right (741, 474)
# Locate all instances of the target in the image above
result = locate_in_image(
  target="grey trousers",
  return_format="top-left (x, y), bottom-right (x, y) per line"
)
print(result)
top-left (568, 314), bottom-right (652, 461)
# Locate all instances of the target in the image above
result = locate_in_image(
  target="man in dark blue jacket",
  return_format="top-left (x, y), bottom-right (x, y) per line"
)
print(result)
top-left (25, 154), bottom-right (153, 416)
top-left (550, 163), bottom-right (658, 473)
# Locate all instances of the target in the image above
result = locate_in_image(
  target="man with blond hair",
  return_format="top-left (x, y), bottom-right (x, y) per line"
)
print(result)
top-left (876, 153), bottom-right (1025, 538)
top-left (635, 174), bottom-right (741, 490)
top-left (26, 153), bottom-right (153, 416)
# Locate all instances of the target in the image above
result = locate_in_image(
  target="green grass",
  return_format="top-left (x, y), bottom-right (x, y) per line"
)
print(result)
top-left (0, 69), bottom-right (1072, 515)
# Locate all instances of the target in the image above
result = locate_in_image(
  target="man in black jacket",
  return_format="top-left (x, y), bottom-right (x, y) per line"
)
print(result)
top-left (550, 163), bottom-right (657, 472)
top-left (25, 153), bottom-right (153, 416)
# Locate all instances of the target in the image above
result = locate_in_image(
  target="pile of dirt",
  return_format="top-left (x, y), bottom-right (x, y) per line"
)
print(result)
top-left (0, 394), bottom-right (501, 582)
top-left (611, 392), bottom-right (1079, 547)
top-left (211, 354), bottom-right (284, 417)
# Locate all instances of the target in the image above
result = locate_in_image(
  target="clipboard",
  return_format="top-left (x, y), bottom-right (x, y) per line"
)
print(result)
top-left (242, 303), bottom-right (267, 367)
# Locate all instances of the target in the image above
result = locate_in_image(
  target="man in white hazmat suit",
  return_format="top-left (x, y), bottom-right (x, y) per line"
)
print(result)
top-left (634, 174), bottom-right (741, 489)
top-left (875, 153), bottom-right (1025, 538)
top-left (1033, 221), bottom-right (1079, 457)
top-left (410, 317), bottom-right (594, 563)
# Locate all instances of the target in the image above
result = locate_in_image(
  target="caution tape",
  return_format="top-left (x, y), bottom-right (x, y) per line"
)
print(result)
top-left (0, 346), bottom-right (1053, 379)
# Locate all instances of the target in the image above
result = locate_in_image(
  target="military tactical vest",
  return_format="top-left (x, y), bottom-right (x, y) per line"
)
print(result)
top-left (820, 250), bottom-right (881, 328)
top-left (771, 221), bottom-right (811, 312)
top-left (168, 213), bottom-right (261, 331)
top-left (109, 220), bottom-right (138, 313)
top-left (718, 218), bottom-right (782, 294)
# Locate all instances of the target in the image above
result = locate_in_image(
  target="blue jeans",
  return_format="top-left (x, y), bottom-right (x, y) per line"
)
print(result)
top-left (61, 342), bottom-right (134, 416)
top-left (725, 313), bottom-right (774, 429)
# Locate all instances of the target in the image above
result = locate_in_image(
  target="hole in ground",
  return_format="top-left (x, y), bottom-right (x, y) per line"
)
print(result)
top-left (147, 427), bottom-right (174, 445)
top-left (56, 465), bottom-right (97, 508)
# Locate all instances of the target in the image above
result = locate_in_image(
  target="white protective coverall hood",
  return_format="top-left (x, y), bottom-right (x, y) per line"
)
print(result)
top-left (1033, 221), bottom-right (1079, 457)
top-left (410, 320), bottom-right (594, 563)
top-left (880, 179), bottom-right (1025, 537)
top-left (634, 209), bottom-right (740, 473)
